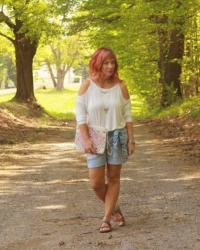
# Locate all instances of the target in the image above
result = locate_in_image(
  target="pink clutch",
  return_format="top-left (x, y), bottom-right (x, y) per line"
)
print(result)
top-left (75, 126), bottom-right (107, 154)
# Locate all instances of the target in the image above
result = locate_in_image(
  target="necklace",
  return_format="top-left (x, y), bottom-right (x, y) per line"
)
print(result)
top-left (97, 78), bottom-right (115, 89)
top-left (102, 92), bottom-right (109, 113)
top-left (100, 88), bottom-right (108, 94)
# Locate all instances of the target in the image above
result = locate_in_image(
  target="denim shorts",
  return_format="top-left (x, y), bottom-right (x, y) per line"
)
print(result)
top-left (87, 127), bottom-right (128, 168)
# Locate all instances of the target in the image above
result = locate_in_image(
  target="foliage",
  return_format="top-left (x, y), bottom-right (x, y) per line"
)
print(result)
top-left (148, 96), bottom-right (200, 118)
top-left (181, 11), bottom-right (200, 88)
top-left (0, 35), bottom-right (15, 88)
top-left (0, 0), bottom-right (78, 101)
top-left (68, 0), bottom-right (200, 108)
top-left (34, 33), bottom-right (90, 88)
top-left (0, 0), bottom-right (200, 113)
top-left (0, 0), bottom-right (76, 43)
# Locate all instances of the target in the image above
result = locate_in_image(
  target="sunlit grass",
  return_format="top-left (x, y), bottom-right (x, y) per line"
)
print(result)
top-left (36, 88), bottom-right (146, 120)
top-left (150, 96), bottom-right (200, 118)
top-left (0, 93), bottom-right (14, 103)
top-left (2, 87), bottom-right (198, 120)
top-left (0, 86), bottom-right (147, 120)
top-left (36, 87), bottom-right (79, 120)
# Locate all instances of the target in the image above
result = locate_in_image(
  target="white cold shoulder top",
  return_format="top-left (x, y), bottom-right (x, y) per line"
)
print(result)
top-left (76, 79), bottom-right (132, 131)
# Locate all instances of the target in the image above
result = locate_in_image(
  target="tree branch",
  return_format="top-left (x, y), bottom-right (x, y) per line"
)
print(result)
top-left (64, 65), bottom-right (70, 74)
top-left (0, 11), bottom-right (15, 29)
top-left (50, 45), bottom-right (58, 59)
top-left (46, 59), bottom-right (57, 88)
top-left (90, 14), bottom-right (121, 24)
top-left (126, 2), bottom-right (135, 9)
top-left (0, 31), bottom-right (14, 43)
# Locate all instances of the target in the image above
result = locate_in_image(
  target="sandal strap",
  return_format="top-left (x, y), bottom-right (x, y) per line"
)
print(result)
top-left (102, 220), bottom-right (111, 226)
top-left (99, 220), bottom-right (112, 232)
top-left (111, 209), bottom-right (125, 226)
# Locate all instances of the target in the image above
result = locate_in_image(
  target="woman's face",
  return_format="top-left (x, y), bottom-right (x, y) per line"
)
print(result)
top-left (101, 57), bottom-right (116, 78)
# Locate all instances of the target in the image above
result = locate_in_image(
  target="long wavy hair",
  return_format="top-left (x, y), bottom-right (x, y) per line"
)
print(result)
top-left (88, 47), bottom-right (122, 83)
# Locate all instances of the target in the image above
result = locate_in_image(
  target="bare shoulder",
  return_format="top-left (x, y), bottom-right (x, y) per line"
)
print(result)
top-left (119, 81), bottom-right (130, 100)
top-left (78, 79), bottom-right (91, 95)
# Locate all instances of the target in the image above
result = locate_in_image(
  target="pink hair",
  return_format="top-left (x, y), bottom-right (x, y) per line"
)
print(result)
top-left (89, 47), bottom-right (122, 83)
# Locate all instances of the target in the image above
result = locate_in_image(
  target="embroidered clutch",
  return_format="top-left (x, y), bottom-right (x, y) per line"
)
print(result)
top-left (74, 126), bottom-right (107, 154)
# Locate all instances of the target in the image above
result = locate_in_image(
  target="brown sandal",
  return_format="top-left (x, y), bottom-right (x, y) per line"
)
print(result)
top-left (99, 220), bottom-right (112, 233)
top-left (111, 207), bottom-right (125, 226)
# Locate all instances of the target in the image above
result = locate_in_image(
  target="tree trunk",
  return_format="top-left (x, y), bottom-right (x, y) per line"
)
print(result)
top-left (156, 15), bottom-right (184, 107)
top-left (157, 19), bottom-right (168, 106)
top-left (13, 33), bottom-right (38, 102)
top-left (4, 74), bottom-right (9, 88)
top-left (164, 28), bottom-right (184, 98)
top-left (46, 61), bottom-right (57, 88)
top-left (56, 68), bottom-right (65, 91)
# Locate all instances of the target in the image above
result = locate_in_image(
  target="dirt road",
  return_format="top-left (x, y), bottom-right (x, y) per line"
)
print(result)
top-left (0, 123), bottom-right (199, 250)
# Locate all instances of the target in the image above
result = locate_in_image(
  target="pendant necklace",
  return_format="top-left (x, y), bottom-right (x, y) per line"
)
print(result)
top-left (101, 91), bottom-right (109, 113)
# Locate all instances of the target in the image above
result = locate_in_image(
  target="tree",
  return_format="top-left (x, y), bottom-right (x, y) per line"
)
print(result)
top-left (68, 0), bottom-right (200, 107)
top-left (0, 0), bottom-right (73, 102)
top-left (36, 34), bottom-right (88, 90)
top-left (150, 1), bottom-right (185, 106)
top-left (0, 35), bottom-right (16, 88)
top-left (182, 9), bottom-right (200, 97)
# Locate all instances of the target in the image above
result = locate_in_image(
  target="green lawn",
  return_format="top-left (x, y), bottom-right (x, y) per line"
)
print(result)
top-left (0, 93), bottom-right (14, 103)
top-left (36, 87), bottom-right (79, 120)
top-left (1, 87), bottom-right (198, 120)
top-left (0, 87), bottom-right (147, 120)
top-left (0, 86), bottom-right (79, 120)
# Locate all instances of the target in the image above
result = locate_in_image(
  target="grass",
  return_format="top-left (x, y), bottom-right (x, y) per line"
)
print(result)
top-left (36, 87), bottom-right (79, 120)
top-left (0, 86), bottom-right (147, 120)
top-left (0, 93), bottom-right (14, 103)
top-left (0, 86), bottom-right (79, 121)
top-left (1, 86), bottom-right (198, 121)
top-left (149, 96), bottom-right (200, 119)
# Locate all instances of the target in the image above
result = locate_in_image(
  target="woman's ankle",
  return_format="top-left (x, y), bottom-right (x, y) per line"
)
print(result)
top-left (103, 214), bottom-right (112, 222)
top-left (111, 203), bottom-right (120, 214)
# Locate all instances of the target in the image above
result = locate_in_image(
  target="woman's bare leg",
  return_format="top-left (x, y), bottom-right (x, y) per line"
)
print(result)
top-left (88, 165), bottom-right (121, 225)
top-left (88, 165), bottom-right (120, 203)
top-left (102, 164), bottom-right (121, 222)
top-left (88, 166), bottom-right (106, 201)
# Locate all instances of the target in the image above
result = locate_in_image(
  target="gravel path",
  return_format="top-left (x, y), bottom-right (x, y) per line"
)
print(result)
top-left (0, 123), bottom-right (199, 250)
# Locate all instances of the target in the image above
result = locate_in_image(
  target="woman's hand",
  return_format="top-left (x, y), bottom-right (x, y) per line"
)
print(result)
top-left (84, 138), bottom-right (96, 154)
top-left (128, 141), bottom-right (135, 156)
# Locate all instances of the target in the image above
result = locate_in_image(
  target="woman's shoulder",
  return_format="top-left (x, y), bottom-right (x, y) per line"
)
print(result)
top-left (78, 79), bottom-right (91, 96)
top-left (118, 80), bottom-right (130, 100)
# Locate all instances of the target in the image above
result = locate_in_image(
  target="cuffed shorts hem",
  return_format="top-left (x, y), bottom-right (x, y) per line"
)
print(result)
top-left (87, 154), bottom-right (123, 168)
top-left (107, 160), bottom-right (123, 166)
top-left (87, 155), bottom-right (106, 168)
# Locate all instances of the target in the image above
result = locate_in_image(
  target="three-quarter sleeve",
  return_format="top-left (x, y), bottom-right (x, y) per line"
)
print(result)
top-left (76, 95), bottom-right (88, 125)
top-left (123, 98), bottom-right (133, 122)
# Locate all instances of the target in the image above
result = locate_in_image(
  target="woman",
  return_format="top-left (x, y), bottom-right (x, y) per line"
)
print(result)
top-left (76, 47), bottom-right (135, 233)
